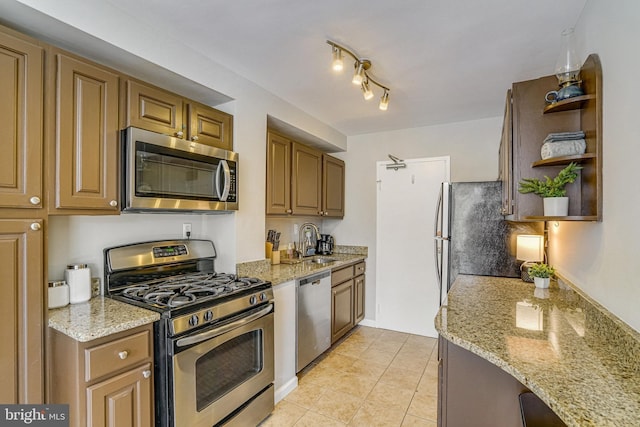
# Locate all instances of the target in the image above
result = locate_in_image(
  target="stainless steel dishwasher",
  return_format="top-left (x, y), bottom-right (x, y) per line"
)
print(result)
top-left (296, 270), bottom-right (331, 372)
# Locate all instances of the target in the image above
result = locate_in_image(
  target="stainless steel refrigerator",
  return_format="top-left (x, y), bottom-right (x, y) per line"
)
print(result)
top-left (434, 181), bottom-right (543, 304)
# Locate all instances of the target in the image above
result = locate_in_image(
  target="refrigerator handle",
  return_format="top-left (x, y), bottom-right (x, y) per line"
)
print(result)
top-left (434, 185), bottom-right (443, 301)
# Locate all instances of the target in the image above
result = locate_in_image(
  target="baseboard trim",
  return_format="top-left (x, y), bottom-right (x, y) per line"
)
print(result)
top-left (358, 319), bottom-right (377, 328)
top-left (274, 376), bottom-right (298, 403)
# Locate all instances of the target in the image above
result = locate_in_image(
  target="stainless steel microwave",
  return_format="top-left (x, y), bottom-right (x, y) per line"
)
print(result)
top-left (122, 127), bottom-right (238, 213)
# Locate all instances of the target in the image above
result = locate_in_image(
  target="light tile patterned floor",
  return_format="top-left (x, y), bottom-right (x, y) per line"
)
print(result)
top-left (260, 326), bottom-right (439, 427)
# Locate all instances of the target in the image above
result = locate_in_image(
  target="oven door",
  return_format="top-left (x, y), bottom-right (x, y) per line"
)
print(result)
top-left (172, 304), bottom-right (274, 427)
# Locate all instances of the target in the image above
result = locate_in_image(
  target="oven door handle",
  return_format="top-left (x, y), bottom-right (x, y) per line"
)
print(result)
top-left (175, 303), bottom-right (273, 348)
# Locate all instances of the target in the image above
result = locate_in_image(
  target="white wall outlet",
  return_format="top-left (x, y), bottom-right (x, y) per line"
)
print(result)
top-left (182, 223), bottom-right (192, 239)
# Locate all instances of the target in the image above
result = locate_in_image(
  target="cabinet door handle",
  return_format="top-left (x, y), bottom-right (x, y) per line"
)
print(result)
top-left (30, 223), bottom-right (41, 231)
top-left (29, 196), bottom-right (41, 205)
top-left (286, 209), bottom-right (292, 214)
top-left (175, 131), bottom-right (184, 138)
top-left (118, 350), bottom-right (128, 360)
top-left (142, 370), bottom-right (151, 379)
top-left (109, 200), bottom-right (118, 207)
top-left (191, 135), bottom-right (199, 142)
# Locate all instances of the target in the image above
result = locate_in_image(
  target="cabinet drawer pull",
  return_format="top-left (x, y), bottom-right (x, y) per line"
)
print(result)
top-left (29, 196), bottom-right (41, 205)
top-left (118, 351), bottom-right (129, 360)
top-left (109, 200), bottom-right (118, 207)
top-left (30, 223), bottom-right (41, 231)
top-left (142, 370), bottom-right (151, 379)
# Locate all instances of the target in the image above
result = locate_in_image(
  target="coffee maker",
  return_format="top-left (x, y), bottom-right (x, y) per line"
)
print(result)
top-left (316, 234), bottom-right (334, 255)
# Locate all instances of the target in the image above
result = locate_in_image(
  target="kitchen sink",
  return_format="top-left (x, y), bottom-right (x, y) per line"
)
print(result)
top-left (305, 257), bottom-right (337, 265)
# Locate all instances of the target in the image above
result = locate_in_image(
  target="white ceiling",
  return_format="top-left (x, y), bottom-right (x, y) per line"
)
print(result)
top-left (10, 0), bottom-right (587, 137)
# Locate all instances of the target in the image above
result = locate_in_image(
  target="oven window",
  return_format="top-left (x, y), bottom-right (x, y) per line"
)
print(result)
top-left (135, 142), bottom-right (217, 200)
top-left (195, 329), bottom-right (263, 411)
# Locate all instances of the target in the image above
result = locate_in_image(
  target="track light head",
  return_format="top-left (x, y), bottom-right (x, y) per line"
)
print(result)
top-left (361, 79), bottom-right (374, 100)
top-left (379, 90), bottom-right (390, 111)
top-left (331, 46), bottom-right (343, 72)
top-left (352, 61), bottom-right (365, 85)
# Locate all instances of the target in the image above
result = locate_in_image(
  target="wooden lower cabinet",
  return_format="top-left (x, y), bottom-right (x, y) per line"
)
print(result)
top-left (0, 219), bottom-right (45, 404)
top-left (354, 275), bottom-right (365, 324)
top-left (331, 261), bottom-right (366, 343)
top-left (49, 324), bottom-right (154, 427)
top-left (331, 280), bottom-right (354, 343)
top-left (86, 362), bottom-right (153, 427)
top-left (438, 336), bottom-right (565, 427)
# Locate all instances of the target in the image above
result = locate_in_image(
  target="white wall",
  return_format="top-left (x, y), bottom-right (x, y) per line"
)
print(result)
top-left (327, 117), bottom-right (503, 322)
top-left (47, 214), bottom-right (235, 282)
top-left (548, 0), bottom-right (640, 332)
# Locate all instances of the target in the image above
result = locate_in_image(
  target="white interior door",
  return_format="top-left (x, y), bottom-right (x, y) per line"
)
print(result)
top-left (376, 156), bottom-right (450, 337)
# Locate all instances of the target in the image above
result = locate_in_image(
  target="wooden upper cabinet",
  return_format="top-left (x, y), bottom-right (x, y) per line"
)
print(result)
top-left (51, 51), bottom-right (120, 213)
top-left (322, 154), bottom-right (345, 218)
top-left (126, 80), bottom-right (184, 137)
top-left (266, 132), bottom-right (292, 215)
top-left (0, 29), bottom-right (44, 210)
top-left (266, 130), bottom-right (346, 217)
top-left (187, 101), bottom-right (233, 150)
top-left (291, 142), bottom-right (322, 216)
top-left (0, 219), bottom-right (44, 404)
top-left (126, 80), bottom-right (233, 150)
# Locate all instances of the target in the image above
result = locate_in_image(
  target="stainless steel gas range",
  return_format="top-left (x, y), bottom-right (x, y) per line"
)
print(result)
top-left (104, 239), bottom-right (274, 427)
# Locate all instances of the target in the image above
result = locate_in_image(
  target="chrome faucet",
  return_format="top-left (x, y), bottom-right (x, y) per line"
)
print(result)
top-left (299, 223), bottom-right (320, 257)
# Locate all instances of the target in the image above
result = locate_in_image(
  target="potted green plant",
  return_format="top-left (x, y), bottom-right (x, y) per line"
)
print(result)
top-left (518, 162), bottom-right (582, 216)
top-left (527, 262), bottom-right (556, 289)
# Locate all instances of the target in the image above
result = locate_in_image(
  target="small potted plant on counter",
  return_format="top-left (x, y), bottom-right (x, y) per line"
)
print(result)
top-left (528, 263), bottom-right (556, 289)
top-left (518, 162), bottom-right (582, 216)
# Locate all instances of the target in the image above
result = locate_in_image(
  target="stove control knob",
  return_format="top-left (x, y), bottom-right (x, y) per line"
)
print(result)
top-left (203, 310), bottom-right (214, 322)
top-left (189, 314), bottom-right (199, 327)
top-left (249, 295), bottom-right (257, 305)
top-left (260, 292), bottom-right (267, 301)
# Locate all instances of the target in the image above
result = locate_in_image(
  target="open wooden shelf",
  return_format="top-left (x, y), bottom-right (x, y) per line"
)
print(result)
top-left (543, 94), bottom-right (595, 114)
top-left (531, 153), bottom-right (596, 168)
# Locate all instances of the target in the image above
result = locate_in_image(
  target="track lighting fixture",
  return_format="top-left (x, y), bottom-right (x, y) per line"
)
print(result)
top-left (327, 40), bottom-right (391, 111)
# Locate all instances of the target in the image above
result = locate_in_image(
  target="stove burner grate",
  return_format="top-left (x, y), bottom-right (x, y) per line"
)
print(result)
top-left (118, 272), bottom-right (266, 309)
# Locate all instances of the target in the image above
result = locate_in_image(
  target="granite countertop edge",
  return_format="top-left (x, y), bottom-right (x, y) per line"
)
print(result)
top-left (48, 297), bottom-right (160, 342)
top-left (435, 274), bottom-right (640, 427)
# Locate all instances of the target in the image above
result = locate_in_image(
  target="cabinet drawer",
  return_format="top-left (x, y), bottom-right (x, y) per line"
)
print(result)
top-left (355, 262), bottom-right (366, 276)
top-left (332, 265), bottom-right (354, 286)
top-left (85, 330), bottom-right (151, 382)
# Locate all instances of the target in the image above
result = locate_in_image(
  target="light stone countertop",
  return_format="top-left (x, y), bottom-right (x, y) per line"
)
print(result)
top-left (435, 274), bottom-right (640, 427)
top-left (48, 297), bottom-right (160, 342)
top-left (237, 248), bottom-right (367, 286)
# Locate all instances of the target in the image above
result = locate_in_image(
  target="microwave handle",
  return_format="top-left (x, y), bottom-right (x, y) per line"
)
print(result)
top-left (216, 160), bottom-right (231, 202)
